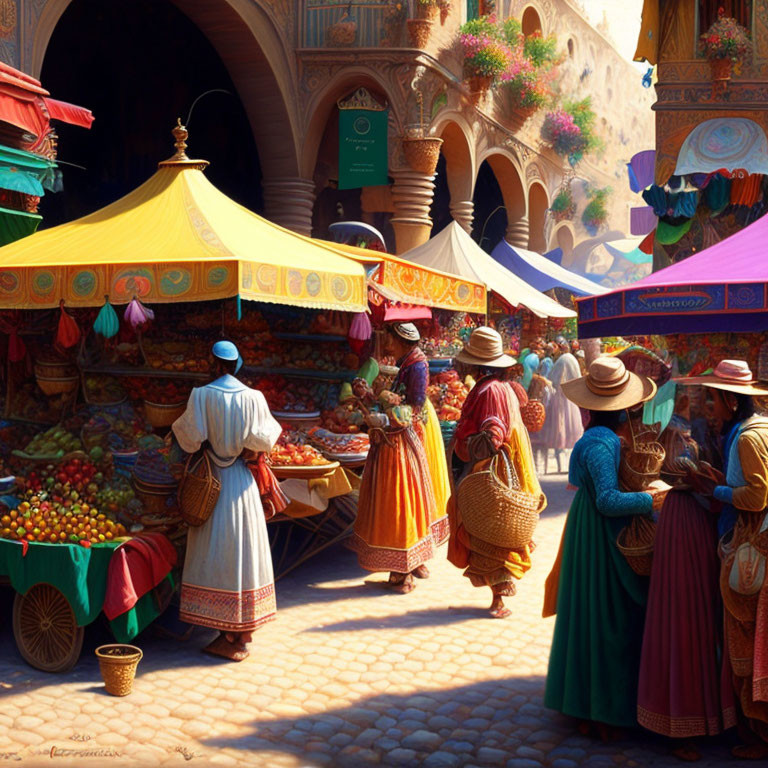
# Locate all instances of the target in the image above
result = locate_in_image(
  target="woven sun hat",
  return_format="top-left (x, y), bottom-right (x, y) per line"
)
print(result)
top-left (675, 359), bottom-right (768, 396)
top-left (455, 327), bottom-right (516, 369)
top-left (389, 322), bottom-right (420, 342)
top-left (561, 356), bottom-right (657, 411)
top-left (212, 340), bottom-right (243, 374)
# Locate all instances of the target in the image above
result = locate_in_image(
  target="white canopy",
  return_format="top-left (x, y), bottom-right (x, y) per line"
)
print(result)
top-left (401, 221), bottom-right (574, 318)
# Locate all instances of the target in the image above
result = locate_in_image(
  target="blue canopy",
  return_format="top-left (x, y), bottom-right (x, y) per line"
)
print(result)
top-left (490, 239), bottom-right (607, 297)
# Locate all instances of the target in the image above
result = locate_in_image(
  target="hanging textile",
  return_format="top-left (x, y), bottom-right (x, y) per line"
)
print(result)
top-left (642, 185), bottom-right (667, 217)
top-left (627, 150), bottom-right (656, 193)
top-left (631, 206), bottom-right (657, 236)
top-left (703, 173), bottom-right (731, 214)
top-left (730, 174), bottom-right (763, 207)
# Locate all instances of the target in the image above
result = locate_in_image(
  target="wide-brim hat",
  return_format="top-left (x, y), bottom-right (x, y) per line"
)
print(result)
top-left (675, 359), bottom-right (768, 397)
top-left (561, 355), bottom-right (656, 411)
top-left (389, 321), bottom-right (420, 342)
top-left (455, 326), bottom-right (516, 369)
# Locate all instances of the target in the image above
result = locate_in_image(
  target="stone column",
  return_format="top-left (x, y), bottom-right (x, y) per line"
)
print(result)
top-left (390, 169), bottom-right (436, 254)
top-left (262, 178), bottom-right (316, 236)
top-left (450, 200), bottom-right (474, 233)
top-left (506, 215), bottom-right (529, 249)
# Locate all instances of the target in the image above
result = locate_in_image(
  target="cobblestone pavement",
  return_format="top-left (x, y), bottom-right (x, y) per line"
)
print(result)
top-left (0, 476), bottom-right (737, 767)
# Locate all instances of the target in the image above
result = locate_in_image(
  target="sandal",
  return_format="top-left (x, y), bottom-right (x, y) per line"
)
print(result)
top-left (202, 634), bottom-right (250, 662)
top-left (388, 573), bottom-right (415, 594)
top-left (412, 565), bottom-right (430, 579)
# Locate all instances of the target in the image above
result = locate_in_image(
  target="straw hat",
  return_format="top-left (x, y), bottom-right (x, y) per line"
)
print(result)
top-left (389, 322), bottom-right (420, 342)
top-left (455, 327), bottom-right (516, 369)
top-left (561, 356), bottom-right (656, 411)
top-left (675, 359), bottom-right (768, 397)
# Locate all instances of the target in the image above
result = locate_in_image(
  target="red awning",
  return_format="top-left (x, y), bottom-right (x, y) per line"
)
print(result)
top-left (0, 91), bottom-right (48, 137)
top-left (44, 98), bottom-right (94, 129)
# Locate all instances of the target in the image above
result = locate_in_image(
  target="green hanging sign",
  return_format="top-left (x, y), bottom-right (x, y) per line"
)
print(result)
top-left (338, 103), bottom-right (389, 190)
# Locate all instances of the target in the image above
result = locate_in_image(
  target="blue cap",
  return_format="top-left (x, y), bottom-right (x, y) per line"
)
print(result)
top-left (212, 340), bottom-right (243, 374)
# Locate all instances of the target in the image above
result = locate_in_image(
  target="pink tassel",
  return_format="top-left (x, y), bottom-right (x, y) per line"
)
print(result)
top-left (349, 312), bottom-right (372, 341)
top-left (124, 298), bottom-right (155, 330)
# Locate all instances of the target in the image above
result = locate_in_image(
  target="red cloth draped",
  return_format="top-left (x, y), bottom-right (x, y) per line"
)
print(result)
top-left (454, 377), bottom-right (518, 461)
top-left (103, 533), bottom-right (177, 620)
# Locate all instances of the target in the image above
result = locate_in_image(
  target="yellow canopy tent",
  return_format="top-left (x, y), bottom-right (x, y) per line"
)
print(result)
top-left (321, 240), bottom-right (487, 316)
top-left (0, 124), bottom-right (367, 313)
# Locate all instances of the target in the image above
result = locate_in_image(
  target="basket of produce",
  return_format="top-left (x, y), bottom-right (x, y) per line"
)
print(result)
top-left (95, 644), bottom-right (143, 696)
top-left (619, 419), bottom-right (665, 492)
top-left (617, 515), bottom-right (656, 576)
top-left (36, 375), bottom-right (79, 397)
top-left (34, 359), bottom-right (77, 378)
top-left (143, 401), bottom-right (186, 429)
top-left (269, 436), bottom-right (338, 479)
top-left (521, 399), bottom-right (546, 433)
top-left (13, 425), bottom-right (85, 462)
top-left (82, 375), bottom-right (126, 407)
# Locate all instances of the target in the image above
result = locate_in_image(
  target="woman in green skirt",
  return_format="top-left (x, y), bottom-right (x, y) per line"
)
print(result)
top-left (543, 356), bottom-right (660, 739)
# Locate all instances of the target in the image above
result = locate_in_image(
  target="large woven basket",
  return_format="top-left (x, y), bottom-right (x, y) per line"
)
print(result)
top-left (617, 515), bottom-right (656, 576)
top-left (144, 400), bottom-right (186, 429)
top-left (178, 451), bottom-right (221, 527)
top-left (36, 375), bottom-right (79, 396)
top-left (95, 644), bottom-right (143, 696)
top-left (402, 137), bottom-right (443, 175)
top-left (619, 419), bottom-right (665, 492)
top-left (457, 446), bottom-right (542, 549)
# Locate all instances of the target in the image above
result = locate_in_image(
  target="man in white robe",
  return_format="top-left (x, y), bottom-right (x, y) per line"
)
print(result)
top-left (172, 341), bottom-right (282, 661)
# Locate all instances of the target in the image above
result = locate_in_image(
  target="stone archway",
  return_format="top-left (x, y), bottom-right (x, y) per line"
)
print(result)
top-left (527, 181), bottom-right (549, 253)
top-left (433, 116), bottom-right (475, 235)
top-left (31, 0), bottom-right (305, 228)
top-left (551, 222), bottom-right (575, 260)
top-left (521, 5), bottom-right (544, 35)
top-left (474, 150), bottom-right (527, 251)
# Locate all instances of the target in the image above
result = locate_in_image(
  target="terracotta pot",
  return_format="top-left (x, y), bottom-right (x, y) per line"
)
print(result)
top-left (415, 2), bottom-right (439, 21)
top-left (505, 104), bottom-right (537, 131)
top-left (709, 56), bottom-right (732, 82)
top-left (406, 18), bottom-right (433, 48)
top-left (402, 137), bottom-right (444, 175)
top-left (465, 73), bottom-right (493, 104)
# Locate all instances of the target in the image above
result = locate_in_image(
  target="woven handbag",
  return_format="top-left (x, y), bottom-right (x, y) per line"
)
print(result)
top-left (616, 515), bottom-right (656, 576)
top-left (178, 450), bottom-right (221, 527)
top-left (456, 444), bottom-right (543, 549)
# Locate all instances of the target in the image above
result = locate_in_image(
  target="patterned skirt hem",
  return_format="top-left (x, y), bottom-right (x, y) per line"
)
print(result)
top-left (349, 532), bottom-right (435, 573)
top-left (465, 569), bottom-right (517, 592)
top-left (637, 705), bottom-right (737, 738)
top-left (179, 610), bottom-right (276, 633)
top-left (431, 515), bottom-right (450, 547)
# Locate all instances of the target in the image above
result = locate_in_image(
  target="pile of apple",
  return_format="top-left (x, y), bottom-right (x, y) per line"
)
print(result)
top-left (1, 459), bottom-right (128, 545)
top-left (428, 370), bottom-right (469, 423)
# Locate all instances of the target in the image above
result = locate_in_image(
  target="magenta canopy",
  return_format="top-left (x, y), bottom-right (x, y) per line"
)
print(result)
top-left (577, 213), bottom-right (768, 336)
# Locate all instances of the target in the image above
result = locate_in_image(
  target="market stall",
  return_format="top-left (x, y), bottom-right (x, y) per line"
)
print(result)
top-left (0, 123), bottom-right (371, 670)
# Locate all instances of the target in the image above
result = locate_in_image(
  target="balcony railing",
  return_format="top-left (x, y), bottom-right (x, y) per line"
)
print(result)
top-left (302, 0), bottom-right (390, 48)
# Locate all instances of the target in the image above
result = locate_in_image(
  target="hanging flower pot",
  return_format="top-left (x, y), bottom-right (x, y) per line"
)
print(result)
top-left (709, 57), bottom-right (732, 82)
top-left (415, 0), bottom-right (439, 21)
top-left (402, 136), bottom-right (444, 175)
top-left (406, 18), bottom-right (433, 48)
top-left (438, 0), bottom-right (451, 24)
top-left (465, 74), bottom-right (493, 104)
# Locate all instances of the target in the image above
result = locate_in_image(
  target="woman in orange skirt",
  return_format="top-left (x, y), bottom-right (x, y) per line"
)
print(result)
top-left (351, 323), bottom-right (445, 593)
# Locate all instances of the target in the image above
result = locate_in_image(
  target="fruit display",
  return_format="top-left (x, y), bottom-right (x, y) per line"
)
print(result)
top-left (84, 375), bottom-right (126, 404)
top-left (142, 339), bottom-right (212, 373)
top-left (124, 377), bottom-right (192, 405)
top-left (428, 369), bottom-right (470, 422)
top-left (19, 425), bottom-right (83, 458)
top-left (308, 428), bottom-right (370, 458)
top-left (420, 312), bottom-right (478, 359)
top-left (0, 459), bottom-right (128, 545)
top-left (320, 403), bottom-right (366, 434)
top-left (269, 441), bottom-right (331, 467)
top-left (238, 337), bottom-right (357, 372)
top-left (244, 375), bottom-right (324, 413)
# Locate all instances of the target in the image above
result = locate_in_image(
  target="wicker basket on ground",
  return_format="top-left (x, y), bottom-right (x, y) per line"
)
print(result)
top-left (95, 644), bottom-right (143, 696)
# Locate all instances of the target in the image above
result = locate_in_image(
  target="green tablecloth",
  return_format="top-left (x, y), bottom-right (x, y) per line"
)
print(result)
top-left (0, 539), bottom-right (173, 640)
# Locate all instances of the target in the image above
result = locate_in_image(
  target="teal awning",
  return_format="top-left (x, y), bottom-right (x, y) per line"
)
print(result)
top-left (0, 143), bottom-right (57, 196)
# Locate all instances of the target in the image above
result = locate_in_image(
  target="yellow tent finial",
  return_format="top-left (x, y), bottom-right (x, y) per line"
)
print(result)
top-left (171, 118), bottom-right (189, 161)
top-left (158, 119), bottom-right (209, 169)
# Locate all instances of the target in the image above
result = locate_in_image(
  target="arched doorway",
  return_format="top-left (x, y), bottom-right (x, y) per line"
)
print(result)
top-left (38, 0), bottom-right (297, 228)
top-left (432, 118), bottom-right (474, 235)
top-left (527, 181), bottom-right (549, 253)
top-left (473, 153), bottom-right (526, 253)
top-left (521, 6), bottom-right (543, 36)
top-left (552, 223), bottom-right (574, 260)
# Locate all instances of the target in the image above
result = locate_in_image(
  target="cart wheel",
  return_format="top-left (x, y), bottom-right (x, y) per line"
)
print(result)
top-left (12, 584), bottom-right (84, 673)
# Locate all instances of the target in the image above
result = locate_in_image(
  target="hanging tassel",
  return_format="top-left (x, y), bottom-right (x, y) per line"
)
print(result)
top-left (124, 297), bottom-right (155, 331)
top-left (94, 296), bottom-right (120, 338)
top-left (348, 311), bottom-right (372, 356)
top-left (56, 300), bottom-right (81, 349)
